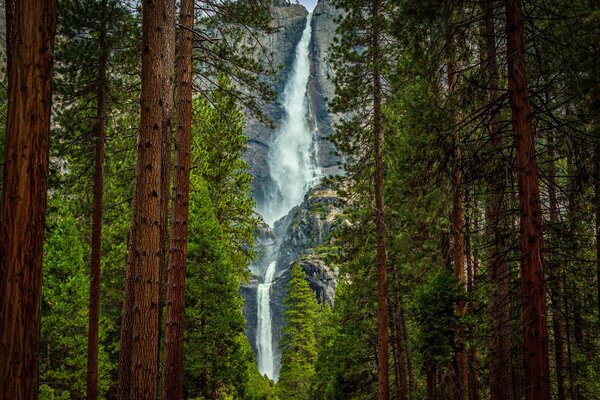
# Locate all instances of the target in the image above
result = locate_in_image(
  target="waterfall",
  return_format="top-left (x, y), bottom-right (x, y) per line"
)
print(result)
top-left (260, 13), bottom-right (320, 227)
top-left (255, 13), bottom-right (320, 381)
top-left (256, 261), bottom-right (276, 378)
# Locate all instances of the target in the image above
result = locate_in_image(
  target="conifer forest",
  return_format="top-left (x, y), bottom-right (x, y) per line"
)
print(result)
top-left (1, 0), bottom-right (600, 399)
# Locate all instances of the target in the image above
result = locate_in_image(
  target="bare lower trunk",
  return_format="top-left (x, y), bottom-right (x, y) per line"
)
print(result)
top-left (548, 131), bottom-right (566, 400)
top-left (117, 0), bottom-right (175, 398)
top-left (505, 1), bottom-right (550, 398)
top-left (161, 0), bottom-right (193, 397)
top-left (156, 0), bottom-right (176, 388)
top-left (595, 140), bottom-right (600, 325)
top-left (86, 1), bottom-right (108, 398)
top-left (0, 1), bottom-right (56, 398)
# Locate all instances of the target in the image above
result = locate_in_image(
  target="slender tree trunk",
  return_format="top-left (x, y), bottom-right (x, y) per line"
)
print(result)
top-left (465, 194), bottom-right (480, 400)
top-left (596, 140), bottom-right (600, 324)
top-left (504, 1), bottom-right (550, 399)
top-left (370, 1), bottom-right (389, 399)
top-left (161, 0), bottom-right (193, 397)
top-left (482, 2), bottom-right (514, 399)
top-left (117, 0), bottom-right (175, 397)
top-left (594, 142), bottom-right (600, 323)
top-left (390, 305), bottom-right (407, 400)
top-left (447, 27), bottom-right (469, 400)
top-left (0, 0), bottom-right (56, 399)
top-left (548, 131), bottom-right (567, 400)
top-left (157, 0), bottom-right (176, 385)
top-left (427, 369), bottom-right (436, 400)
top-left (86, 1), bottom-right (108, 398)
top-left (389, 261), bottom-right (408, 400)
top-left (398, 299), bottom-right (415, 394)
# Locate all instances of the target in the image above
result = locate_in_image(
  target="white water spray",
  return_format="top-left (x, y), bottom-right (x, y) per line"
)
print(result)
top-left (255, 13), bottom-right (321, 381)
top-left (256, 261), bottom-right (276, 378)
top-left (261, 13), bottom-right (321, 226)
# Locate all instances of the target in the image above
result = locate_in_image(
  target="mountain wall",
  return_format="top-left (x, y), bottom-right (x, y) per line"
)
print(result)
top-left (243, 0), bottom-right (342, 208)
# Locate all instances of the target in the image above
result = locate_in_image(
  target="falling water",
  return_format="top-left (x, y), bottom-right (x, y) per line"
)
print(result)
top-left (255, 13), bottom-right (321, 381)
top-left (256, 261), bottom-right (276, 378)
top-left (260, 13), bottom-right (320, 227)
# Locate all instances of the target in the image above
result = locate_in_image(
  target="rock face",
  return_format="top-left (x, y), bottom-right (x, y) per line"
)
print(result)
top-left (242, 183), bottom-right (346, 361)
top-left (243, 0), bottom-right (342, 208)
top-left (241, 0), bottom-right (344, 378)
top-left (309, 0), bottom-right (342, 176)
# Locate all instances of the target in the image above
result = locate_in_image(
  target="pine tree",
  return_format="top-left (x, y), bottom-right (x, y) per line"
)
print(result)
top-left (504, 1), bottom-right (550, 398)
top-left (116, 0), bottom-right (175, 397)
top-left (0, 0), bottom-right (57, 398)
top-left (278, 264), bottom-right (319, 400)
top-left (162, 0), bottom-right (193, 396)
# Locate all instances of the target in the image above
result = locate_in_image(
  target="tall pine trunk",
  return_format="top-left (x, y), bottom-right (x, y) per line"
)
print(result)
top-left (547, 131), bottom-right (567, 400)
top-left (162, 0), bottom-right (193, 397)
top-left (86, 0), bottom-right (108, 398)
top-left (157, 0), bottom-right (176, 381)
top-left (447, 24), bottom-right (469, 400)
top-left (504, 1), bottom-right (550, 398)
top-left (116, 0), bottom-right (175, 397)
top-left (0, 0), bottom-right (56, 398)
top-left (483, 1), bottom-right (514, 399)
top-left (372, 0), bottom-right (390, 398)
top-left (596, 140), bottom-right (600, 323)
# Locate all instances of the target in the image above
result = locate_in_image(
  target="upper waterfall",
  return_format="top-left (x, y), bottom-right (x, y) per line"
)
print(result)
top-left (259, 13), bottom-right (321, 226)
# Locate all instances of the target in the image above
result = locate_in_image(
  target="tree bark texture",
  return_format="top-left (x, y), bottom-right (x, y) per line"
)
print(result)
top-left (161, 0), bottom-right (193, 397)
top-left (505, 1), bottom-right (550, 399)
top-left (117, 0), bottom-right (175, 398)
top-left (86, 1), bottom-right (108, 398)
top-left (0, 0), bottom-right (56, 399)
top-left (157, 0), bottom-right (176, 381)
top-left (372, 1), bottom-right (389, 399)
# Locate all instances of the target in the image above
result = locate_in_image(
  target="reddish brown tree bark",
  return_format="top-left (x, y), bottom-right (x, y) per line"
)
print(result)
top-left (157, 0), bottom-right (176, 381)
top-left (0, 0), bottom-right (57, 398)
top-left (161, 0), bottom-right (193, 397)
top-left (372, 1), bottom-right (389, 398)
top-left (116, 0), bottom-right (175, 398)
top-left (86, 1), bottom-right (108, 399)
top-left (504, 1), bottom-right (550, 398)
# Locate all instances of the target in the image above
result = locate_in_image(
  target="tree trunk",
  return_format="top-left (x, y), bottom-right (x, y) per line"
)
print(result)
top-left (369, 0), bottom-right (389, 398)
top-left (372, 1), bottom-right (389, 399)
top-left (161, 0), bottom-right (193, 397)
top-left (548, 131), bottom-right (567, 400)
top-left (157, 0), bottom-right (176, 384)
top-left (447, 27), bottom-right (469, 400)
top-left (86, 1), bottom-right (108, 398)
top-left (504, 1), bottom-right (550, 399)
top-left (117, 0), bottom-right (175, 397)
top-left (465, 193), bottom-right (480, 400)
top-left (482, 2), bottom-right (514, 399)
top-left (0, 0), bottom-right (56, 399)
top-left (398, 298), bottom-right (415, 394)
top-left (596, 140), bottom-right (600, 324)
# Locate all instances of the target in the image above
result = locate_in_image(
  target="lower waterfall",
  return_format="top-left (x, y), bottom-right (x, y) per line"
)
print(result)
top-left (255, 13), bottom-right (320, 381)
top-left (256, 261), bottom-right (276, 378)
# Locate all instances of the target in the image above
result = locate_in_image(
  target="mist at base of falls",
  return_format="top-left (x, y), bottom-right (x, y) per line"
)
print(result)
top-left (254, 13), bottom-right (321, 381)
